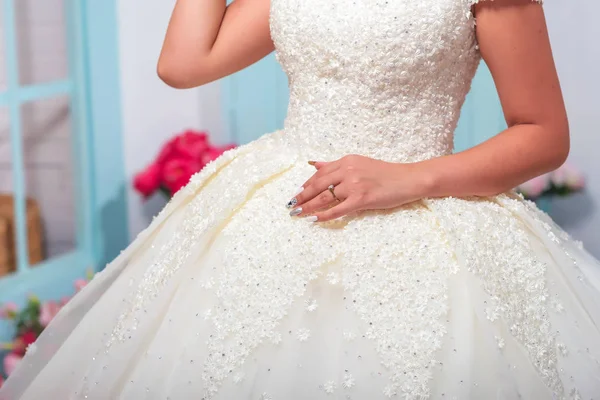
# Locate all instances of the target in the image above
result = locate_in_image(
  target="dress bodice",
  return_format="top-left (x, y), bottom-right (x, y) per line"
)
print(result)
top-left (270, 0), bottom-right (481, 162)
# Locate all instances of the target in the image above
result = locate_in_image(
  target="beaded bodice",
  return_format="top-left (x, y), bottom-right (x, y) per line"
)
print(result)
top-left (270, 0), bottom-right (481, 162)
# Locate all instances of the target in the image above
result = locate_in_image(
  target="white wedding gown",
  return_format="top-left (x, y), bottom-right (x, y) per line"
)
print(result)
top-left (2, 0), bottom-right (600, 398)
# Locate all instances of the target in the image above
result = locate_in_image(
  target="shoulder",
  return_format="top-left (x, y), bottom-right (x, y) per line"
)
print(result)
top-left (470, 0), bottom-right (544, 10)
top-left (470, 0), bottom-right (543, 4)
top-left (470, 0), bottom-right (543, 21)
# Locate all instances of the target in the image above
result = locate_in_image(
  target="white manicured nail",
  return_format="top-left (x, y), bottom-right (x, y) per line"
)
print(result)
top-left (289, 207), bottom-right (302, 217)
top-left (305, 215), bottom-right (318, 223)
top-left (293, 186), bottom-right (304, 196)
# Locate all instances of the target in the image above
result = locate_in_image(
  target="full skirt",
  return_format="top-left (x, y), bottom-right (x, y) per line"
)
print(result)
top-left (2, 131), bottom-right (600, 400)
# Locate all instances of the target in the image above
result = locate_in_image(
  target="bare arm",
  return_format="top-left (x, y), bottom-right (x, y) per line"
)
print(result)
top-left (418, 0), bottom-right (569, 197)
top-left (157, 0), bottom-right (274, 89)
top-left (284, 1), bottom-right (570, 222)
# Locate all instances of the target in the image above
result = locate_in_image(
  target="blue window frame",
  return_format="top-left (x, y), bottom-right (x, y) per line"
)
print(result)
top-left (0, 0), bottom-right (128, 306)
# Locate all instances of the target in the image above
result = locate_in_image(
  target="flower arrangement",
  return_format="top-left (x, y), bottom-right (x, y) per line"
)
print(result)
top-left (0, 271), bottom-right (94, 385)
top-left (133, 129), bottom-right (236, 198)
top-left (516, 162), bottom-right (586, 200)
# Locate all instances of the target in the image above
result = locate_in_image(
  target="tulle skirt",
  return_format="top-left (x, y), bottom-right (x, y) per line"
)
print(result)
top-left (2, 131), bottom-right (600, 400)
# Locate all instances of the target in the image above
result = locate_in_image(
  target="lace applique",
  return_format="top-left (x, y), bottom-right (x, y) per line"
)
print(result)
top-left (342, 204), bottom-right (459, 399)
top-left (105, 136), bottom-right (296, 350)
top-left (271, 0), bottom-right (480, 163)
top-left (427, 196), bottom-right (563, 396)
top-left (195, 172), bottom-right (460, 399)
top-left (200, 165), bottom-right (341, 397)
top-left (496, 194), bottom-right (581, 266)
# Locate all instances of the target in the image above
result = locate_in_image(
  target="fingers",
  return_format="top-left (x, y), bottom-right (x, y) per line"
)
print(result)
top-left (308, 160), bottom-right (328, 170)
top-left (289, 184), bottom-right (346, 217)
top-left (285, 158), bottom-right (359, 221)
top-left (286, 161), bottom-right (336, 209)
top-left (293, 170), bottom-right (343, 208)
top-left (312, 197), bottom-right (361, 222)
top-left (299, 161), bottom-right (339, 196)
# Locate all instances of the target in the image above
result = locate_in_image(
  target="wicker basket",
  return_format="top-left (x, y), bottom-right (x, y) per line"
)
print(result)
top-left (0, 194), bottom-right (45, 277)
top-left (0, 216), bottom-right (10, 277)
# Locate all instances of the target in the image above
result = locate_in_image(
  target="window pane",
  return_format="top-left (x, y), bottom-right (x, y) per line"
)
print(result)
top-left (0, 106), bottom-right (17, 277)
top-left (22, 95), bottom-right (76, 262)
top-left (15, 0), bottom-right (69, 86)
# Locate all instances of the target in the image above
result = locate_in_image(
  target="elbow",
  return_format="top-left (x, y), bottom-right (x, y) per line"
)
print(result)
top-left (547, 120), bottom-right (570, 170)
top-left (157, 57), bottom-right (208, 89)
top-left (157, 61), bottom-right (195, 89)
top-left (551, 141), bottom-right (570, 171)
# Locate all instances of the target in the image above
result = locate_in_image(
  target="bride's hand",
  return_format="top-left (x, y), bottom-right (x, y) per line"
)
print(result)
top-left (286, 154), bottom-right (433, 222)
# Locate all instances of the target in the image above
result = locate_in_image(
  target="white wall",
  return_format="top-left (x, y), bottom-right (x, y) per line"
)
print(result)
top-left (544, 2), bottom-right (600, 258)
top-left (116, 0), bottom-right (227, 238)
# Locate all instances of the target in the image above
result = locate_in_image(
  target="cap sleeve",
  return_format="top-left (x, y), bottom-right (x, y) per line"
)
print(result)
top-left (471, 0), bottom-right (543, 6)
top-left (469, 0), bottom-right (544, 23)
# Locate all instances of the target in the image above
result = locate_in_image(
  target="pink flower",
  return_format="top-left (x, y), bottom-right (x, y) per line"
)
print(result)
top-left (155, 136), bottom-right (178, 166)
top-left (132, 129), bottom-right (237, 199)
top-left (518, 173), bottom-right (550, 198)
top-left (221, 143), bottom-right (237, 152)
top-left (39, 301), bottom-right (61, 327)
top-left (172, 130), bottom-right (210, 160)
top-left (133, 163), bottom-right (162, 198)
top-left (60, 297), bottom-right (71, 307)
top-left (161, 158), bottom-right (203, 196)
top-left (74, 278), bottom-right (88, 292)
top-left (0, 302), bottom-right (18, 319)
top-left (200, 144), bottom-right (236, 166)
top-left (3, 352), bottom-right (23, 376)
top-left (567, 174), bottom-right (585, 190)
top-left (12, 331), bottom-right (37, 357)
top-left (552, 163), bottom-right (585, 190)
top-left (550, 167), bottom-right (567, 186)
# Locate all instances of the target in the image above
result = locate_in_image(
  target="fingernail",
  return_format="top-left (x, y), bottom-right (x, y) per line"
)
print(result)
top-left (286, 197), bottom-right (298, 209)
top-left (293, 186), bottom-right (304, 196)
top-left (305, 215), bottom-right (318, 223)
top-left (289, 207), bottom-right (302, 217)
top-left (308, 161), bottom-right (316, 166)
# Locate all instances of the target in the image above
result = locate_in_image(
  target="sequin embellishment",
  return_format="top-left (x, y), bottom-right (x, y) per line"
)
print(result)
top-left (107, 133), bottom-right (295, 348)
top-left (427, 196), bottom-right (563, 395)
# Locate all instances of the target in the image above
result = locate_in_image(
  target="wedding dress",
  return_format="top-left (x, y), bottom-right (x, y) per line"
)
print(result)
top-left (2, 0), bottom-right (600, 398)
